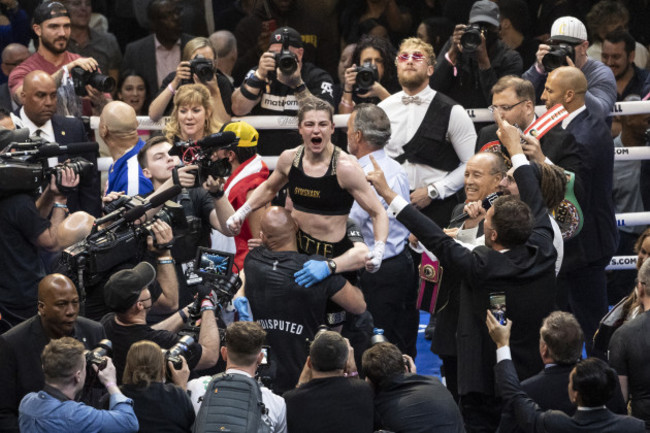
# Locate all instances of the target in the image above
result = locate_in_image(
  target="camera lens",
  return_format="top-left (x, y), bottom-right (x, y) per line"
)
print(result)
top-left (278, 56), bottom-right (298, 75)
top-left (88, 74), bottom-right (116, 93)
top-left (460, 27), bottom-right (483, 53)
top-left (542, 46), bottom-right (572, 73)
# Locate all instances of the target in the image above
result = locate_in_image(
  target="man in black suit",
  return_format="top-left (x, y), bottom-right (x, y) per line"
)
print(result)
top-left (121, 0), bottom-right (194, 96)
top-left (16, 70), bottom-right (101, 217)
top-left (486, 312), bottom-right (644, 433)
top-left (0, 274), bottom-right (106, 433)
top-left (476, 75), bottom-right (581, 178)
top-left (542, 66), bottom-right (618, 355)
top-left (368, 110), bottom-right (557, 432)
top-left (498, 311), bottom-right (627, 433)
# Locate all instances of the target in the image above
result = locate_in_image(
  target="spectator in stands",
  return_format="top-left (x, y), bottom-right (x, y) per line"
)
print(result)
top-left (231, 27), bottom-right (335, 156)
top-left (210, 30), bottom-right (237, 86)
top-left (148, 36), bottom-right (231, 124)
top-left (8, 1), bottom-right (108, 114)
top-left (338, 35), bottom-right (399, 114)
top-left (431, 0), bottom-right (523, 111)
top-left (542, 66), bottom-right (618, 355)
top-left (233, 0), bottom-right (339, 85)
top-left (61, 0), bottom-right (122, 84)
top-left (121, 340), bottom-right (195, 432)
top-left (498, 311), bottom-right (627, 433)
top-left (98, 100), bottom-right (153, 196)
top-left (362, 342), bottom-right (464, 433)
top-left (116, 70), bottom-right (150, 142)
top-left (283, 330), bottom-right (374, 433)
top-left (0, 2), bottom-right (29, 83)
top-left (487, 314), bottom-right (645, 433)
top-left (379, 37), bottom-right (476, 228)
top-left (0, 273), bottom-right (105, 433)
top-left (18, 337), bottom-right (139, 433)
top-left (339, 0), bottom-right (412, 48)
top-left (498, 0), bottom-right (540, 70)
top-left (602, 30), bottom-right (649, 102)
top-left (121, 0), bottom-right (193, 101)
top-left (523, 16), bottom-right (617, 121)
top-left (133, 0), bottom-right (207, 38)
top-left (0, 43), bottom-right (28, 111)
top-left (586, 0), bottom-right (649, 70)
top-left (416, 17), bottom-right (454, 57)
top-left (609, 259), bottom-right (650, 431)
top-left (101, 261), bottom-right (220, 383)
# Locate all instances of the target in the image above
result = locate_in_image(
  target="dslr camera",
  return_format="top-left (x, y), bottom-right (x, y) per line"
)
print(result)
top-left (71, 66), bottom-right (116, 97)
top-left (460, 23), bottom-right (487, 54)
top-left (275, 28), bottom-right (298, 76)
top-left (182, 55), bottom-right (216, 86)
top-left (163, 335), bottom-right (195, 373)
top-left (85, 339), bottom-right (113, 372)
top-left (542, 43), bottom-right (576, 72)
top-left (355, 62), bottom-right (378, 93)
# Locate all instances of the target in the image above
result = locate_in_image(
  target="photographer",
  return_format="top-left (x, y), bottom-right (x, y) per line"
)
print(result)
top-left (231, 27), bottom-right (334, 156)
top-left (362, 342), bottom-right (464, 433)
top-left (101, 262), bottom-right (220, 384)
top-left (148, 37), bottom-right (232, 124)
top-left (338, 35), bottom-right (399, 114)
top-left (431, 0), bottom-right (523, 111)
top-left (18, 337), bottom-right (138, 433)
top-left (0, 274), bottom-right (105, 433)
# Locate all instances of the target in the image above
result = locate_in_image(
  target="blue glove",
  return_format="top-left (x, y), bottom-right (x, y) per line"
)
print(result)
top-left (294, 260), bottom-right (331, 287)
top-left (233, 296), bottom-right (253, 321)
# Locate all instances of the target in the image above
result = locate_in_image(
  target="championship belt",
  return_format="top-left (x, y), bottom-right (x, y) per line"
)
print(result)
top-left (417, 252), bottom-right (443, 314)
top-left (553, 170), bottom-right (583, 240)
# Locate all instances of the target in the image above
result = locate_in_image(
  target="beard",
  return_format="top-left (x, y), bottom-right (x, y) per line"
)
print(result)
top-left (398, 70), bottom-right (428, 92)
top-left (40, 36), bottom-right (68, 55)
top-left (614, 62), bottom-right (631, 80)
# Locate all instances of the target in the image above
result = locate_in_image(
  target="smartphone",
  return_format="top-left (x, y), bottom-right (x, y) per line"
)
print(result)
top-left (261, 346), bottom-right (270, 365)
top-left (489, 292), bottom-right (507, 325)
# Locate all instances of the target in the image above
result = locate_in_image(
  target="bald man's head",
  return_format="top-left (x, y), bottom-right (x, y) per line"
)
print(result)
top-left (99, 101), bottom-right (138, 151)
top-left (1, 43), bottom-right (29, 76)
top-left (260, 206), bottom-right (298, 251)
top-left (542, 66), bottom-right (587, 112)
top-left (21, 70), bottom-right (57, 127)
top-left (38, 274), bottom-right (80, 338)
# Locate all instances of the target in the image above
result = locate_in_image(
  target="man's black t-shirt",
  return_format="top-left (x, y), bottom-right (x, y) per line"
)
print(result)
top-left (0, 194), bottom-right (49, 311)
top-left (244, 246), bottom-right (346, 394)
top-left (101, 314), bottom-right (202, 384)
top-left (245, 62), bottom-right (334, 156)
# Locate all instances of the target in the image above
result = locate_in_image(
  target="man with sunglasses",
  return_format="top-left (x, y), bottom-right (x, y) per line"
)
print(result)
top-left (100, 262), bottom-right (221, 384)
top-left (379, 37), bottom-right (476, 228)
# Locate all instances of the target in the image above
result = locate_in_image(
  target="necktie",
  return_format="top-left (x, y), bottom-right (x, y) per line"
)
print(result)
top-left (402, 95), bottom-right (421, 105)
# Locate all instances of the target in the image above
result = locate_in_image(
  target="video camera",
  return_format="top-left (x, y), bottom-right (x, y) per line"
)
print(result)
top-left (355, 62), bottom-right (378, 93)
top-left (85, 339), bottom-right (113, 373)
top-left (0, 139), bottom-right (97, 198)
top-left (61, 185), bottom-right (186, 289)
top-left (461, 23), bottom-right (487, 53)
top-left (174, 131), bottom-right (238, 186)
top-left (542, 43), bottom-right (576, 72)
top-left (274, 28), bottom-right (298, 76)
top-left (71, 66), bottom-right (116, 97)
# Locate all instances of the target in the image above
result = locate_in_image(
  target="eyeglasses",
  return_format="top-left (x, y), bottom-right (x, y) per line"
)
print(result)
top-left (488, 100), bottom-right (526, 112)
top-left (397, 52), bottom-right (427, 63)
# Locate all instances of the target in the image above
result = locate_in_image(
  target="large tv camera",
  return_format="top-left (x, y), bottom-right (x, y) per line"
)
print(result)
top-left (0, 139), bottom-right (97, 198)
top-left (61, 185), bottom-right (185, 291)
top-left (174, 131), bottom-right (238, 185)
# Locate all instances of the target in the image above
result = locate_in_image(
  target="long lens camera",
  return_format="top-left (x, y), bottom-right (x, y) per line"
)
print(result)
top-left (71, 66), bottom-right (116, 96)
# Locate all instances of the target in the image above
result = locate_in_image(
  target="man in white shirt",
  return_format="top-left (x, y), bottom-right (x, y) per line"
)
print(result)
top-left (378, 37), bottom-right (476, 227)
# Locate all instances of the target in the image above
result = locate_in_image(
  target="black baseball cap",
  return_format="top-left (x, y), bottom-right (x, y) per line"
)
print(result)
top-left (269, 27), bottom-right (303, 48)
top-left (33, 1), bottom-right (70, 25)
top-left (104, 262), bottom-right (156, 313)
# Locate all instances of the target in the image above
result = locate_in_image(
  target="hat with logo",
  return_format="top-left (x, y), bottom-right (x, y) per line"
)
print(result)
top-left (33, 1), bottom-right (70, 25)
top-left (220, 121), bottom-right (259, 148)
top-left (550, 16), bottom-right (588, 43)
top-left (104, 262), bottom-right (156, 313)
top-left (269, 27), bottom-right (303, 48)
top-left (469, 0), bottom-right (500, 27)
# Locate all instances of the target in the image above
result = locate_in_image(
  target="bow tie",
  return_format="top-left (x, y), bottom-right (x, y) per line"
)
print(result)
top-left (402, 95), bottom-right (421, 105)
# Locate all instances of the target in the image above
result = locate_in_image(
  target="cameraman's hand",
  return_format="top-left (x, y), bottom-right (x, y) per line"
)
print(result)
top-left (168, 356), bottom-right (190, 390)
top-left (344, 338), bottom-right (358, 376)
top-left (67, 56), bottom-right (98, 73)
top-left (475, 32), bottom-right (490, 69)
top-left (278, 64), bottom-right (302, 89)
top-left (176, 164), bottom-right (198, 188)
top-left (448, 24), bottom-right (467, 63)
top-left (357, 81), bottom-right (391, 101)
top-left (95, 357), bottom-right (118, 390)
top-left (85, 85), bottom-right (109, 115)
top-left (50, 167), bottom-right (79, 197)
top-left (102, 190), bottom-right (124, 204)
top-left (535, 44), bottom-right (551, 70)
top-left (257, 52), bottom-right (276, 80)
top-left (343, 65), bottom-right (357, 93)
top-left (201, 73), bottom-right (221, 98)
top-left (403, 354), bottom-right (417, 374)
top-left (486, 310), bottom-right (512, 349)
top-left (202, 175), bottom-right (225, 196)
top-left (173, 61), bottom-right (192, 88)
top-left (147, 220), bottom-right (174, 253)
top-left (294, 260), bottom-right (331, 287)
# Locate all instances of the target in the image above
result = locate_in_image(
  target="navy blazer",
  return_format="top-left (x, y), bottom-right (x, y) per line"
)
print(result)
top-left (495, 359), bottom-right (644, 433)
top-left (395, 162), bottom-right (557, 396)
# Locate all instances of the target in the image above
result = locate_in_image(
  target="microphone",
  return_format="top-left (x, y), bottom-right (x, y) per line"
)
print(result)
top-left (449, 191), bottom-right (503, 225)
top-left (196, 131), bottom-right (238, 149)
top-left (37, 142), bottom-right (99, 158)
top-left (122, 185), bottom-right (182, 222)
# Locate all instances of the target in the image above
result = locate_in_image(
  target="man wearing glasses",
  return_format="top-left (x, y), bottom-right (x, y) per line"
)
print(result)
top-left (378, 37), bottom-right (476, 228)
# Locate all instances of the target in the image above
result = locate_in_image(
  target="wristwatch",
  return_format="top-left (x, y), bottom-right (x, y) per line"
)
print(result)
top-left (327, 259), bottom-right (337, 274)
top-left (427, 184), bottom-right (440, 200)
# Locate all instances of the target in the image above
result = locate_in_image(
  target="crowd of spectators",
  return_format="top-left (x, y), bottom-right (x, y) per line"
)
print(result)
top-left (1, 0), bottom-right (650, 432)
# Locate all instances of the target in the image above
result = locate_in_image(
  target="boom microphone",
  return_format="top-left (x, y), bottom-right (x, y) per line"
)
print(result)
top-left (37, 142), bottom-right (99, 158)
top-left (196, 131), bottom-right (238, 149)
top-left (449, 191), bottom-right (503, 225)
